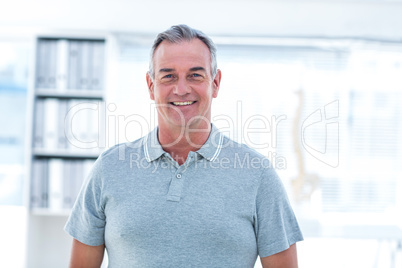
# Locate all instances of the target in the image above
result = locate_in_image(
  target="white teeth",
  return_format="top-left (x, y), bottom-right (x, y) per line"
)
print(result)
top-left (172, 101), bottom-right (194, 106)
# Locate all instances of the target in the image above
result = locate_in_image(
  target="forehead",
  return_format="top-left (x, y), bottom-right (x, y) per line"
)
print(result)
top-left (153, 39), bottom-right (211, 71)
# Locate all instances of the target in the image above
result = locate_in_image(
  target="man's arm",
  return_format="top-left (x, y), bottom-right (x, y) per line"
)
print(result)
top-left (260, 243), bottom-right (298, 268)
top-left (69, 238), bottom-right (105, 268)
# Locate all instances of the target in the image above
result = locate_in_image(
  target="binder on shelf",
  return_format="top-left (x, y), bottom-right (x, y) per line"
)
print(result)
top-left (31, 158), bottom-right (99, 210)
top-left (88, 100), bottom-right (100, 151)
top-left (75, 99), bottom-right (91, 147)
top-left (31, 158), bottom-right (49, 208)
top-left (33, 98), bottom-right (45, 148)
top-left (68, 160), bottom-right (77, 209)
top-left (87, 41), bottom-right (95, 90)
top-left (41, 159), bottom-right (49, 208)
top-left (36, 40), bottom-right (46, 88)
top-left (62, 160), bottom-right (72, 209)
top-left (65, 99), bottom-right (81, 152)
top-left (64, 99), bottom-right (100, 152)
top-left (37, 38), bottom-right (105, 93)
top-left (48, 40), bottom-right (58, 89)
top-left (48, 158), bottom-right (64, 210)
top-left (57, 99), bottom-right (69, 149)
top-left (56, 39), bottom-right (69, 91)
top-left (74, 160), bottom-right (84, 205)
top-left (31, 159), bottom-right (45, 208)
top-left (43, 98), bottom-right (59, 149)
top-left (33, 98), bottom-right (102, 153)
top-left (36, 39), bottom-right (58, 90)
top-left (80, 41), bottom-right (90, 90)
top-left (91, 41), bottom-right (105, 91)
top-left (68, 40), bottom-right (80, 91)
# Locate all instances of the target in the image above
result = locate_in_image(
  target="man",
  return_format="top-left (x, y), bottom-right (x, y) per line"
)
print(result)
top-left (65, 24), bottom-right (303, 268)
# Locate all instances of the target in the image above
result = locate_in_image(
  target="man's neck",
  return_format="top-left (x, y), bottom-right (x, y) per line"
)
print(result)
top-left (158, 122), bottom-right (211, 165)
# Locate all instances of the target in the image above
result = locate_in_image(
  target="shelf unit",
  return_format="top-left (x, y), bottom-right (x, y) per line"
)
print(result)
top-left (25, 33), bottom-right (108, 268)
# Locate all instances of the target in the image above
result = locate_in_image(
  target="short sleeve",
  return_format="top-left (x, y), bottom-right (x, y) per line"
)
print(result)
top-left (64, 156), bottom-right (106, 246)
top-left (254, 167), bottom-right (304, 257)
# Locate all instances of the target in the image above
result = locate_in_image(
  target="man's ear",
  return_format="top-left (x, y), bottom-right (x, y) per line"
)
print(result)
top-left (146, 72), bottom-right (155, 100)
top-left (212, 69), bottom-right (222, 98)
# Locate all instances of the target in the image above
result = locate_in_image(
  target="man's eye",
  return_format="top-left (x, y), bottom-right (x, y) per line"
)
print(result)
top-left (163, 74), bottom-right (173, 79)
top-left (190, 73), bottom-right (202, 78)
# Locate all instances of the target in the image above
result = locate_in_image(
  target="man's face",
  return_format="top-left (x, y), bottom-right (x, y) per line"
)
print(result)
top-left (146, 39), bottom-right (221, 130)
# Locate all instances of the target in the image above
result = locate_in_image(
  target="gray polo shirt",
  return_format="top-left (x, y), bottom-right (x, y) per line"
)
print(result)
top-left (65, 124), bottom-right (303, 267)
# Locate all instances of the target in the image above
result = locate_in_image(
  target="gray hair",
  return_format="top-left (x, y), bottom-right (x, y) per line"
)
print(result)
top-left (148, 24), bottom-right (217, 80)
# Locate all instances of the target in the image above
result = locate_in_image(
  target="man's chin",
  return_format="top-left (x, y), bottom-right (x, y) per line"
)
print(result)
top-left (166, 118), bottom-right (210, 130)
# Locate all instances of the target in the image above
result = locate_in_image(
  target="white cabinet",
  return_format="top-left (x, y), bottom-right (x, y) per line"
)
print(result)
top-left (25, 34), bottom-right (108, 268)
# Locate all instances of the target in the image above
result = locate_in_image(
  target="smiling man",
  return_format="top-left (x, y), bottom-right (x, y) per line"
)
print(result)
top-left (65, 25), bottom-right (303, 268)
top-left (146, 36), bottom-right (221, 165)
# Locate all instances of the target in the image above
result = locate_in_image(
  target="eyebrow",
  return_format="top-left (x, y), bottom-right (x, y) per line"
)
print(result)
top-left (189, 67), bottom-right (206, 72)
top-left (159, 68), bottom-right (175, 73)
top-left (158, 67), bottom-right (207, 73)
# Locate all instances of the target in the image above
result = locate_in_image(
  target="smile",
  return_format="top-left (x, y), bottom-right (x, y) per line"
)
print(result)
top-left (171, 101), bottom-right (196, 106)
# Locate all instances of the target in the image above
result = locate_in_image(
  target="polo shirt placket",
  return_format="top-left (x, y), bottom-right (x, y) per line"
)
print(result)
top-left (143, 125), bottom-right (223, 203)
top-left (165, 151), bottom-right (197, 202)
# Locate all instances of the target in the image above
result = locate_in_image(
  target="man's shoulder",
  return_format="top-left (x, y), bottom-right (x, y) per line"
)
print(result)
top-left (218, 134), bottom-right (275, 172)
top-left (221, 135), bottom-right (266, 160)
top-left (214, 135), bottom-right (277, 183)
top-left (98, 135), bottom-right (147, 161)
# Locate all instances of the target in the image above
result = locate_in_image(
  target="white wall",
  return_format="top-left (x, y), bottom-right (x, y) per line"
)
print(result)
top-left (1, 0), bottom-right (402, 39)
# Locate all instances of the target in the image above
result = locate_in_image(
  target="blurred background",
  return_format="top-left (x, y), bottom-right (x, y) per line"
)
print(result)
top-left (1, 0), bottom-right (402, 267)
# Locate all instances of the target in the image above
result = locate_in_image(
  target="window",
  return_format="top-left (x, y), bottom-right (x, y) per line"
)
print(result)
top-left (0, 40), bottom-right (29, 206)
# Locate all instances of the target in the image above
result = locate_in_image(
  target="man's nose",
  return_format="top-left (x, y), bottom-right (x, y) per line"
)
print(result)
top-left (173, 78), bottom-right (191, 96)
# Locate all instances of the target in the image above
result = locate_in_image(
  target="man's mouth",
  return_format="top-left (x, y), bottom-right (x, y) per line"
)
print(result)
top-left (170, 101), bottom-right (196, 106)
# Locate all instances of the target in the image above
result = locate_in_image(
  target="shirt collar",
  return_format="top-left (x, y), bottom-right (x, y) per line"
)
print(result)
top-left (143, 127), bottom-right (165, 162)
top-left (143, 124), bottom-right (223, 163)
top-left (195, 124), bottom-right (223, 161)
